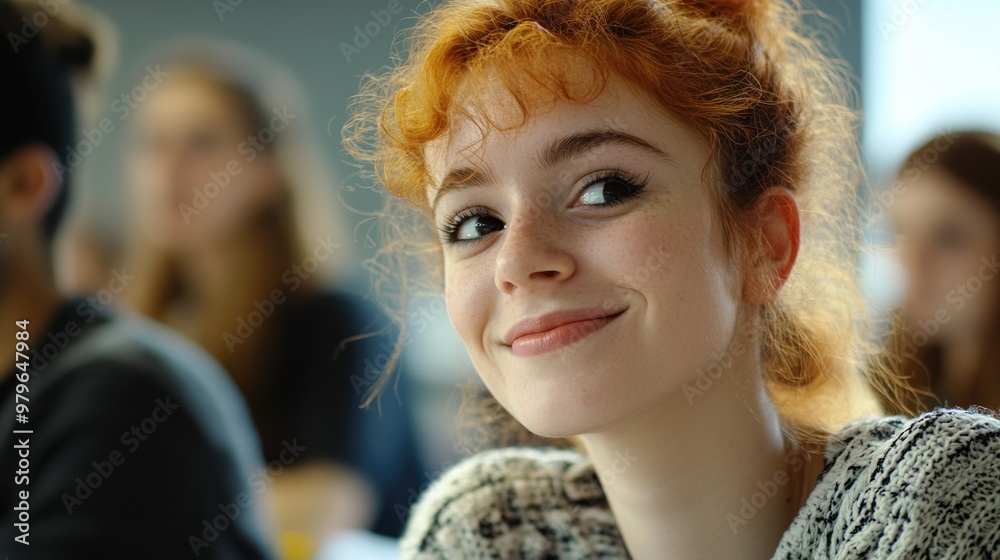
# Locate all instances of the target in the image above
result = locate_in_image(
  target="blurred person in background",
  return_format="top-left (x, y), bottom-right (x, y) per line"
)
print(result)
top-left (0, 2), bottom-right (274, 557)
top-left (885, 131), bottom-right (1000, 414)
top-left (77, 39), bottom-right (424, 554)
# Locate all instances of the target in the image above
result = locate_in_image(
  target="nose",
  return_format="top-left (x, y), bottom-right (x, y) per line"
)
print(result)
top-left (897, 234), bottom-right (931, 276)
top-left (494, 209), bottom-right (576, 294)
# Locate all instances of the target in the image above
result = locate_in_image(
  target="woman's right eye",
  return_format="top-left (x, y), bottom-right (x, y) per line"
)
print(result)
top-left (441, 209), bottom-right (506, 244)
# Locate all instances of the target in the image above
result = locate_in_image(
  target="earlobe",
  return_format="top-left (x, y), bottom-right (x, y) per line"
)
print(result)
top-left (744, 187), bottom-right (800, 304)
top-left (0, 144), bottom-right (61, 227)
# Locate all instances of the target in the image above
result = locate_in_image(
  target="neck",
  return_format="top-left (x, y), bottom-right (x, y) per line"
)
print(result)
top-left (940, 328), bottom-right (1000, 409)
top-left (180, 225), bottom-right (294, 304)
top-left (578, 358), bottom-right (814, 559)
top-left (162, 222), bottom-right (300, 395)
top-left (0, 261), bottom-right (62, 384)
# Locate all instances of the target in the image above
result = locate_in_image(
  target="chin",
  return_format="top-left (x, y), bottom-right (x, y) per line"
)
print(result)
top-left (512, 407), bottom-right (609, 439)
top-left (492, 363), bottom-right (645, 439)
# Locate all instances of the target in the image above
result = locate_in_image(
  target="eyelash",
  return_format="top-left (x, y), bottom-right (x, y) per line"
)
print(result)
top-left (438, 206), bottom-right (494, 245)
top-left (585, 168), bottom-right (649, 207)
top-left (438, 169), bottom-right (649, 245)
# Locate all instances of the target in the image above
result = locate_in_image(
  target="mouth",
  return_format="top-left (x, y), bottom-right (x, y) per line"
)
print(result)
top-left (503, 307), bottom-right (627, 358)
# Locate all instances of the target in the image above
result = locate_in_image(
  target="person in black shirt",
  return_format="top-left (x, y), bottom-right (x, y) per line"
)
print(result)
top-left (0, 2), bottom-right (275, 558)
top-left (103, 39), bottom-right (425, 544)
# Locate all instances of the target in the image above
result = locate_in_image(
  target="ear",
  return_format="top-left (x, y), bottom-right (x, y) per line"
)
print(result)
top-left (744, 187), bottom-right (799, 304)
top-left (0, 144), bottom-right (61, 230)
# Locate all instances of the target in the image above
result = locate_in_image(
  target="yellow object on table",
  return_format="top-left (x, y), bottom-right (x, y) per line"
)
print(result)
top-left (280, 530), bottom-right (317, 560)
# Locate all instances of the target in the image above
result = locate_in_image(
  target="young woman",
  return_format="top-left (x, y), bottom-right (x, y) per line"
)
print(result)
top-left (885, 131), bottom-right (1000, 414)
top-left (344, 0), bottom-right (1000, 557)
top-left (105, 41), bottom-right (423, 548)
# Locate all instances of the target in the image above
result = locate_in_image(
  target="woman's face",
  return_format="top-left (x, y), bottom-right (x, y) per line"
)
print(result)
top-left (891, 169), bottom-right (1000, 341)
top-left (126, 70), bottom-right (282, 245)
top-left (426, 79), bottom-right (743, 437)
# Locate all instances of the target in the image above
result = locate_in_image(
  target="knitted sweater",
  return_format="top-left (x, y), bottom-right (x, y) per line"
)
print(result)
top-left (400, 408), bottom-right (1000, 559)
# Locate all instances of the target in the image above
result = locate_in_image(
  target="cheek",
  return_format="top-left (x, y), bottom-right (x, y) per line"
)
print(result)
top-left (444, 257), bottom-right (495, 352)
top-left (932, 249), bottom-right (983, 296)
top-left (235, 160), bottom-right (280, 199)
top-left (207, 160), bottom-right (282, 216)
top-left (604, 200), bottom-right (738, 370)
top-left (594, 199), bottom-right (732, 307)
top-left (126, 158), bottom-right (160, 204)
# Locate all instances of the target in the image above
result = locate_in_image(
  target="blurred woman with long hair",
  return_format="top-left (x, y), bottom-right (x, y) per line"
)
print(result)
top-left (885, 131), bottom-right (1000, 414)
top-left (107, 40), bottom-right (420, 551)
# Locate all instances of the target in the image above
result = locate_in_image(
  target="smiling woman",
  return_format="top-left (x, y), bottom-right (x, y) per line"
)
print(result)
top-left (425, 78), bottom-right (755, 438)
top-left (343, 0), bottom-right (1000, 558)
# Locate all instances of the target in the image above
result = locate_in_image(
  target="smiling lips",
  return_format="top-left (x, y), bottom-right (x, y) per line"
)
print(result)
top-left (503, 307), bottom-right (626, 357)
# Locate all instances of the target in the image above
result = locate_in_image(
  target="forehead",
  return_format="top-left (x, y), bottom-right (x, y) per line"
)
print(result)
top-left (892, 168), bottom-right (997, 223)
top-left (423, 75), bottom-right (704, 195)
top-left (138, 70), bottom-right (242, 125)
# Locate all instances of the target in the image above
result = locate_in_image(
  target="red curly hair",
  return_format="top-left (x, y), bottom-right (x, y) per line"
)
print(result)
top-left (344, 0), bottom-right (917, 446)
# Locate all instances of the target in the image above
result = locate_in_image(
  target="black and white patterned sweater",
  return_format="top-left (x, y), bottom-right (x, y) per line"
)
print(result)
top-left (400, 408), bottom-right (1000, 559)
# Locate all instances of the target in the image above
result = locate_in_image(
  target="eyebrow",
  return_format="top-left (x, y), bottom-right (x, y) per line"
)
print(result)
top-left (430, 128), bottom-right (672, 213)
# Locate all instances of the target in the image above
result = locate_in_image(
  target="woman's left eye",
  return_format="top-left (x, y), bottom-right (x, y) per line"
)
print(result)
top-left (576, 172), bottom-right (648, 207)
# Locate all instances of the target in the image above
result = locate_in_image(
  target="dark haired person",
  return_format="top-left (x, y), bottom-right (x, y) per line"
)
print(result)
top-left (0, 3), bottom-right (274, 558)
top-left (886, 131), bottom-right (1000, 414)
